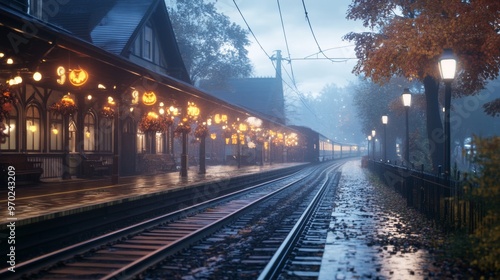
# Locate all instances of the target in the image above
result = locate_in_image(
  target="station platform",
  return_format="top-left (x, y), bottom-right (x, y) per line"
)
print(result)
top-left (318, 160), bottom-right (444, 279)
top-left (0, 163), bottom-right (307, 228)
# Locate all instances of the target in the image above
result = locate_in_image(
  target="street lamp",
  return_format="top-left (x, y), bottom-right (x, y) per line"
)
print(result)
top-left (381, 115), bottom-right (388, 162)
top-left (402, 88), bottom-right (412, 166)
top-left (371, 130), bottom-right (376, 160)
top-left (438, 48), bottom-right (457, 177)
top-left (367, 135), bottom-right (372, 158)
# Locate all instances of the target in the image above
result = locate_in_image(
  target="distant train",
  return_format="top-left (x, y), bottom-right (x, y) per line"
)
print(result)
top-left (289, 126), bottom-right (360, 162)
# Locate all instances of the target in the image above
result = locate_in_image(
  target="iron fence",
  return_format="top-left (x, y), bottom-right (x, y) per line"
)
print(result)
top-left (368, 160), bottom-right (485, 233)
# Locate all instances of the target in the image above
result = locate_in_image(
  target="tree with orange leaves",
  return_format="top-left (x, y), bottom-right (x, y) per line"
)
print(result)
top-left (344, 0), bottom-right (500, 171)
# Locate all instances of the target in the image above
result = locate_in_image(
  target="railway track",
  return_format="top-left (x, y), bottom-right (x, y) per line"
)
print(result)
top-left (139, 161), bottom-right (343, 279)
top-left (1, 164), bottom-right (328, 279)
top-left (5, 164), bottom-right (304, 263)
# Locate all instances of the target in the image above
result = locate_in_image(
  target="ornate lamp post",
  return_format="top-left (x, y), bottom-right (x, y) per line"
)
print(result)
top-left (195, 121), bottom-right (209, 174)
top-left (367, 135), bottom-right (372, 159)
top-left (371, 130), bottom-right (376, 160)
top-left (438, 49), bottom-right (457, 177)
top-left (177, 101), bottom-right (199, 177)
top-left (402, 88), bottom-right (412, 165)
top-left (235, 119), bottom-right (247, 168)
top-left (381, 115), bottom-right (388, 162)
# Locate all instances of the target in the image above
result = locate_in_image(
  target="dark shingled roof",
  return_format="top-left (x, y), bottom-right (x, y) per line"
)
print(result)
top-left (46, 0), bottom-right (190, 83)
top-left (200, 77), bottom-right (286, 124)
top-left (48, 0), bottom-right (152, 54)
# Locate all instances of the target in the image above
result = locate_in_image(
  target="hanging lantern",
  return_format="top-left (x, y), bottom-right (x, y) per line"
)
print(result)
top-left (142, 91), bottom-right (157, 106)
top-left (68, 67), bottom-right (89, 86)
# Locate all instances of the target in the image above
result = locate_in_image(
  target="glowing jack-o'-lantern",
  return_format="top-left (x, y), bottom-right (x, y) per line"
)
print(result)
top-left (68, 67), bottom-right (89, 86)
top-left (142, 91), bottom-right (157, 106)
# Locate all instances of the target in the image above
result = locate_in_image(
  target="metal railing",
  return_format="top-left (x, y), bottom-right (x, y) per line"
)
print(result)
top-left (368, 160), bottom-right (484, 233)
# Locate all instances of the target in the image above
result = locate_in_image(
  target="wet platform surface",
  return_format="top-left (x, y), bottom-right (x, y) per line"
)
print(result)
top-left (0, 163), bottom-right (305, 227)
top-left (319, 160), bottom-right (442, 279)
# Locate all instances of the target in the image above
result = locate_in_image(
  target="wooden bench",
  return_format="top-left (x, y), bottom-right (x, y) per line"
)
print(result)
top-left (0, 154), bottom-right (43, 183)
top-left (161, 154), bottom-right (177, 171)
top-left (139, 154), bottom-right (177, 174)
top-left (82, 158), bottom-right (112, 178)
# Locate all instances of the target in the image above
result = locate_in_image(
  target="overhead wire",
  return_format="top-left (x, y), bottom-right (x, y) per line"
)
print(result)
top-left (276, 0), bottom-right (297, 89)
top-left (232, 0), bottom-right (272, 60)
top-left (301, 0), bottom-right (338, 63)
top-left (231, 0), bottom-right (330, 130)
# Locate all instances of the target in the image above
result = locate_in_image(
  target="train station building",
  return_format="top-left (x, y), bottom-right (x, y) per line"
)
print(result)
top-left (0, 0), bottom-right (307, 182)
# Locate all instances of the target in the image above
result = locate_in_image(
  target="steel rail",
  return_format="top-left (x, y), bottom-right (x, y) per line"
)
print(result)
top-left (100, 168), bottom-right (319, 280)
top-left (1, 168), bottom-right (317, 279)
top-left (257, 164), bottom-right (341, 279)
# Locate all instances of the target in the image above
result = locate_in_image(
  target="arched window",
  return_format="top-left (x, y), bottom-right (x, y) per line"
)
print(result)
top-left (84, 113), bottom-right (96, 151)
top-left (99, 117), bottom-right (113, 152)
top-left (1, 105), bottom-right (18, 150)
top-left (50, 113), bottom-right (63, 151)
top-left (155, 132), bottom-right (163, 153)
top-left (137, 128), bottom-right (145, 153)
top-left (26, 104), bottom-right (41, 151)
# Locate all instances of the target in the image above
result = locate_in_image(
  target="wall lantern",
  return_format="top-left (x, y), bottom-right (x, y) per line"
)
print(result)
top-left (85, 128), bottom-right (91, 138)
top-left (28, 121), bottom-right (36, 133)
top-left (68, 67), bottom-right (89, 87)
top-left (51, 125), bottom-right (59, 135)
top-left (142, 91), bottom-right (157, 106)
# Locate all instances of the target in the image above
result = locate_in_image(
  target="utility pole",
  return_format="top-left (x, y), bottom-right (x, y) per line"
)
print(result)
top-left (270, 50), bottom-right (285, 124)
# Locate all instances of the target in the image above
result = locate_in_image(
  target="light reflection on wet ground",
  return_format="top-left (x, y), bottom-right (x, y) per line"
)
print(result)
top-left (0, 163), bottom-right (303, 225)
top-left (319, 161), bottom-right (439, 279)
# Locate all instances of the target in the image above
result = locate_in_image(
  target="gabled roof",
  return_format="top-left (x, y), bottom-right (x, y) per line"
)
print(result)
top-left (200, 77), bottom-right (286, 124)
top-left (48, 0), bottom-right (190, 83)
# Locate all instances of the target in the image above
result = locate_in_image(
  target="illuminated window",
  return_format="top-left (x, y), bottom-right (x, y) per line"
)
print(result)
top-left (137, 129), bottom-right (145, 153)
top-left (26, 104), bottom-right (41, 151)
top-left (84, 113), bottom-right (96, 151)
top-left (0, 106), bottom-right (17, 150)
top-left (155, 132), bottom-right (163, 154)
top-left (50, 113), bottom-right (63, 151)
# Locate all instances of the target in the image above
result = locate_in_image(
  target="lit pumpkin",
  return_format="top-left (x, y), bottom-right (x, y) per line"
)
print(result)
top-left (142, 91), bottom-right (157, 106)
top-left (68, 68), bottom-right (89, 86)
